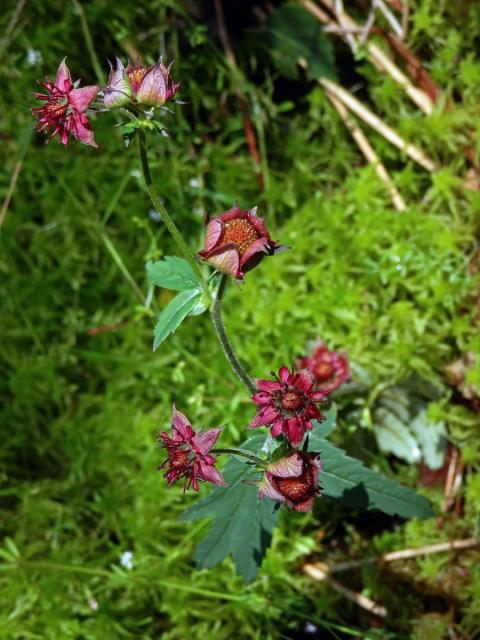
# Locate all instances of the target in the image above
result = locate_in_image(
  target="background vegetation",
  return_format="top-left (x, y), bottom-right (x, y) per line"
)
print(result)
top-left (1, 0), bottom-right (479, 637)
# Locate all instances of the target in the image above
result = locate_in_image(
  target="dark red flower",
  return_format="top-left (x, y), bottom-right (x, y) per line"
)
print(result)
top-left (259, 451), bottom-right (322, 512)
top-left (32, 59), bottom-right (99, 147)
top-left (198, 204), bottom-right (284, 280)
top-left (297, 340), bottom-right (350, 396)
top-left (156, 405), bottom-right (225, 492)
top-left (249, 366), bottom-right (326, 447)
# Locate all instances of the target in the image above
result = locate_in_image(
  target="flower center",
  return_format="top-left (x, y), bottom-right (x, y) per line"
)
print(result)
top-left (280, 390), bottom-right (304, 412)
top-left (44, 98), bottom-right (68, 121)
top-left (313, 361), bottom-right (334, 382)
top-left (275, 467), bottom-right (314, 503)
top-left (222, 219), bottom-right (259, 255)
top-left (168, 448), bottom-right (191, 469)
top-left (127, 65), bottom-right (148, 93)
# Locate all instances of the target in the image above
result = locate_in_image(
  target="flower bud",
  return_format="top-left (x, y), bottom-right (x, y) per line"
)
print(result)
top-left (103, 57), bottom-right (180, 110)
top-left (134, 60), bottom-right (180, 107)
top-left (104, 57), bottom-right (132, 109)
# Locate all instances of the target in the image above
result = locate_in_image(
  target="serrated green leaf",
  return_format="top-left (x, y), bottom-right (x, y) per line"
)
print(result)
top-left (147, 256), bottom-right (199, 291)
top-left (308, 434), bottom-right (434, 519)
top-left (374, 407), bottom-right (421, 464)
top-left (153, 288), bottom-right (202, 350)
top-left (180, 435), bottom-right (278, 583)
top-left (311, 404), bottom-right (337, 438)
top-left (265, 3), bottom-right (337, 81)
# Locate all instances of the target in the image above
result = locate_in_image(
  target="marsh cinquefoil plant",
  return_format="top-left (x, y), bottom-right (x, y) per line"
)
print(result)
top-left (32, 56), bottom-right (434, 582)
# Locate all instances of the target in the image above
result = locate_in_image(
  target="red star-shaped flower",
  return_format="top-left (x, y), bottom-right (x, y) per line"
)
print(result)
top-left (32, 59), bottom-right (99, 147)
top-left (297, 340), bottom-right (350, 396)
top-left (249, 366), bottom-right (326, 447)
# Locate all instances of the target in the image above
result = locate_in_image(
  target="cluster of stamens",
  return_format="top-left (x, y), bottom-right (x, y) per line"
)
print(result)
top-left (313, 361), bottom-right (334, 381)
top-left (277, 388), bottom-right (306, 415)
top-left (127, 65), bottom-right (148, 93)
top-left (275, 465), bottom-right (315, 503)
top-left (222, 219), bottom-right (259, 255)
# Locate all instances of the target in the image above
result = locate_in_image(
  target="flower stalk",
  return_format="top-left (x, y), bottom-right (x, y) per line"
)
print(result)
top-left (210, 274), bottom-right (256, 394)
top-left (212, 447), bottom-right (266, 466)
top-left (137, 128), bottom-right (213, 305)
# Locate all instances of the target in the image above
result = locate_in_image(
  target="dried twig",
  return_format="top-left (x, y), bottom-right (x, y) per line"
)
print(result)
top-left (318, 77), bottom-right (436, 171)
top-left (303, 563), bottom-right (388, 617)
top-left (87, 320), bottom-right (136, 336)
top-left (304, 539), bottom-right (480, 616)
top-left (0, 159), bottom-right (23, 230)
top-left (383, 33), bottom-right (439, 103)
top-left (401, 0), bottom-right (410, 39)
top-left (441, 448), bottom-right (464, 515)
top-left (307, 538), bottom-right (480, 576)
top-left (301, 0), bottom-right (434, 115)
top-left (0, 127), bottom-right (32, 231)
top-left (373, 0), bottom-right (404, 40)
top-left (325, 90), bottom-right (406, 210)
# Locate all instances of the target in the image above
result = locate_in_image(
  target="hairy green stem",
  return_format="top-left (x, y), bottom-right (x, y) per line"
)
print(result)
top-left (212, 447), bottom-right (266, 466)
top-left (138, 131), bottom-right (255, 393)
top-left (210, 274), bottom-right (256, 394)
top-left (137, 129), bottom-right (212, 304)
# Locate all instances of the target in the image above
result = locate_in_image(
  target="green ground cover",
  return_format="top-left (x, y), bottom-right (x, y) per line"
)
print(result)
top-left (1, 1), bottom-right (479, 638)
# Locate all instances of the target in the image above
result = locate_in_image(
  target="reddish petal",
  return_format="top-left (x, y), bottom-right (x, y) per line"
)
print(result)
top-left (218, 204), bottom-right (246, 222)
top-left (68, 116), bottom-right (97, 147)
top-left (258, 404), bottom-right (280, 423)
top-left (256, 379), bottom-right (282, 392)
top-left (270, 419), bottom-right (284, 437)
top-left (240, 237), bottom-right (268, 267)
top-left (202, 219), bottom-right (223, 252)
top-left (305, 403), bottom-right (322, 420)
top-left (294, 497), bottom-right (315, 512)
top-left (136, 63), bottom-right (167, 106)
top-left (249, 404), bottom-right (280, 428)
top-left (171, 405), bottom-right (195, 440)
top-left (196, 461), bottom-right (226, 486)
top-left (310, 460), bottom-right (321, 486)
top-left (258, 474), bottom-right (286, 502)
top-left (278, 366), bottom-right (290, 382)
top-left (204, 246), bottom-right (240, 278)
top-left (55, 58), bottom-right (72, 91)
top-left (285, 417), bottom-right (305, 447)
top-left (104, 57), bottom-right (132, 109)
top-left (191, 428), bottom-right (222, 455)
top-left (310, 390), bottom-right (329, 401)
top-left (267, 452), bottom-right (303, 478)
top-left (252, 391), bottom-right (272, 405)
top-left (296, 368), bottom-right (314, 393)
top-left (246, 212), bottom-right (268, 237)
top-left (69, 85), bottom-right (99, 112)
